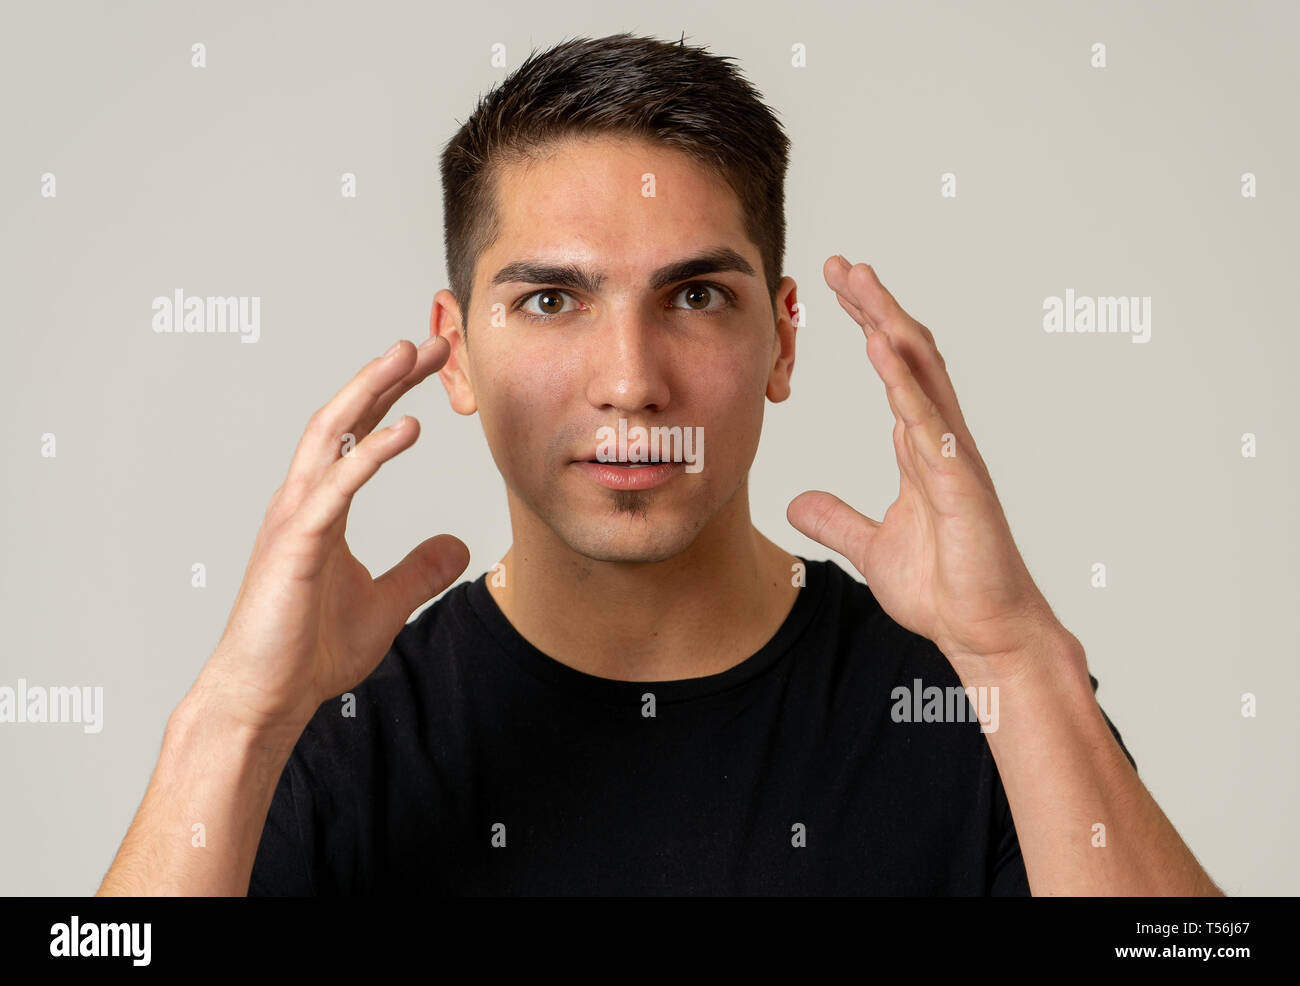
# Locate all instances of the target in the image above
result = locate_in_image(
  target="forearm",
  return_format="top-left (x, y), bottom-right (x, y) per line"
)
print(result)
top-left (96, 684), bottom-right (307, 896)
top-left (960, 629), bottom-right (1223, 896)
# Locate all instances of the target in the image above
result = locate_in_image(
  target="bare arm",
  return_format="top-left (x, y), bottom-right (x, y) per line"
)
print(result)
top-left (96, 681), bottom-right (309, 896)
top-left (975, 626), bottom-right (1223, 896)
top-left (96, 334), bottom-right (467, 896)
top-left (787, 258), bottom-right (1221, 895)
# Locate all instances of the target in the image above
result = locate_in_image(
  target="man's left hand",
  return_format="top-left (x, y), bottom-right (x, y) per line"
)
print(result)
top-left (788, 255), bottom-right (1069, 678)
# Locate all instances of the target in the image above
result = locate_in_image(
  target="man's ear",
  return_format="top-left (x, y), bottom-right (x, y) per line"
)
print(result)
top-left (766, 275), bottom-right (798, 403)
top-left (430, 288), bottom-right (477, 415)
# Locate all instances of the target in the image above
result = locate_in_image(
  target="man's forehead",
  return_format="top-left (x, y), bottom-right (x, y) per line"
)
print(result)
top-left (479, 137), bottom-right (758, 290)
top-left (492, 137), bottom-right (744, 224)
top-left (488, 177), bottom-right (751, 280)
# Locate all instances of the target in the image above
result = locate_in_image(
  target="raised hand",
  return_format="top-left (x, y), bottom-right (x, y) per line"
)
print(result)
top-left (787, 256), bottom-right (1059, 673)
top-left (194, 336), bottom-right (470, 734)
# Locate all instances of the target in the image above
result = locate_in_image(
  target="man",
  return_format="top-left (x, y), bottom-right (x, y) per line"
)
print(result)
top-left (97, 33), bottom-right (1221, 895)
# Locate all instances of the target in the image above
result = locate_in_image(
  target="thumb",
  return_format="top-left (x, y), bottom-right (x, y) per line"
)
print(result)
top-left (375, 534), bottom-right (471, 625)
top-left (787, 490), bottom-right (879, 566)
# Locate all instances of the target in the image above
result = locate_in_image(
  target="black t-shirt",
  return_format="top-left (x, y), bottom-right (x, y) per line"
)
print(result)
top-left (247, 556), bottom-right (1136, 895)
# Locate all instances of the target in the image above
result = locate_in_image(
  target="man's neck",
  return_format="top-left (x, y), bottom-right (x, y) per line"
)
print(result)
top-left (485, 493), bottom-right (803, 683)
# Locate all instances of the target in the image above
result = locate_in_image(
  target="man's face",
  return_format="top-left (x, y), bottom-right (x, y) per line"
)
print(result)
top-left (437, 135), bottom-right (797, 565)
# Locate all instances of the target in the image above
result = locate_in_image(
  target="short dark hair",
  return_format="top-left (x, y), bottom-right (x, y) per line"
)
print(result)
top-left (439, 32), bottom-right (791, 340)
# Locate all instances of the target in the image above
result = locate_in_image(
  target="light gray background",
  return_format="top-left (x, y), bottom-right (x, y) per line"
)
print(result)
top-left (2, 0), bottom-right (1296, 895)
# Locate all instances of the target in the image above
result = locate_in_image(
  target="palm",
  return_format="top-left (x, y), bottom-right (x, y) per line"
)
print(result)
top-left (861, 475), bottom-right (937, 632)
top-left (315, 546), bottom-right (390, 697)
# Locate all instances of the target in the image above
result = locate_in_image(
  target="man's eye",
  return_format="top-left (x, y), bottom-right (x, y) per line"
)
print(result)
top-left (670, 282), bottom-right (733, 313)
top-left (517, 289), bottom-right (579, 319)
top-left (514, 282), bottom-right (735, 322)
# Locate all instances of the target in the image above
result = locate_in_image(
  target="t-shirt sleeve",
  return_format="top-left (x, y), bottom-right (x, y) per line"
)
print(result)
top-left (987, 673), bottom-right (1138, 895)
top-left (247, 754), bottom-right (316, 896)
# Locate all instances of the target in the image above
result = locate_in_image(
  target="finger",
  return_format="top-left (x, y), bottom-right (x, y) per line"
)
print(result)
top-left (826, 270), bottom-right (870, 329)
top-left (833, 290), bottom-right (870, 330)
top-left (824, 255), bottom-right (873, 329)
top-left (374, 533), bottom-right (470, 628)
top-left (280, 340), bottom-right (433, 500)
top-left (828, 258), bottom-right (945, 379)
top-left (289, 414), bottom-right (421, 540)
top-left (353, 335), bottom-right (451, 440)
top-left (890, 417), bottom-right (925, 497)
top-left (786, 490), bottom-right (879, 566)
top-left (825, 257), bottom-right (986, 474)
top-left (866, 328), bottom-right (964, 488)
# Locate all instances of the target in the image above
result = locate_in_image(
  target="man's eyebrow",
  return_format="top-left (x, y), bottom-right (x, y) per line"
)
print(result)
top-left (490, 247), bottom-right (757, 293)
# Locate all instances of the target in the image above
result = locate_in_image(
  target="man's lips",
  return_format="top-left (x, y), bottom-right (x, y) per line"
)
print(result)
top-left (577, 458), bottom-right (669, 466)
top-left (573, 447), bottom-right (674, 464)
top-left (573, 459), bottom-right (684, 490)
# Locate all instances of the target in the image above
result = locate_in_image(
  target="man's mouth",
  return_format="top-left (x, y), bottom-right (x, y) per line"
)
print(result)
top-left (573, 457), bottom-right (685, 490)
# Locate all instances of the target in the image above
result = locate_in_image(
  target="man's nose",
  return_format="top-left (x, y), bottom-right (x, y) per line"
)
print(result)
top-left (583, 312), bottom-right (672, 413)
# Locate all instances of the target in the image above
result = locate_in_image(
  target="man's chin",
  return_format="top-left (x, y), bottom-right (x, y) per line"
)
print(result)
top-left (555, 516), bottom-right (701, 566)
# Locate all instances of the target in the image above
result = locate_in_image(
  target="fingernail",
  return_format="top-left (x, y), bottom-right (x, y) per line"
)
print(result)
top-left (835, 254), bottom-right (851, 270)
top-left (418, 335), bottom-right (442, 350)
top-left (383, 340), bottom-right (403, 357)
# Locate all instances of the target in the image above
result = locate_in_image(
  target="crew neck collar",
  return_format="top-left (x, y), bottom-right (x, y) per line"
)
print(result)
top-left (463, 555), bottom-right (830, 705)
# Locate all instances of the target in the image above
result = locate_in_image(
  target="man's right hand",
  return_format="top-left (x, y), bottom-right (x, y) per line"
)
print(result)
top-left (192, 336), bottom-right (469, 736)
